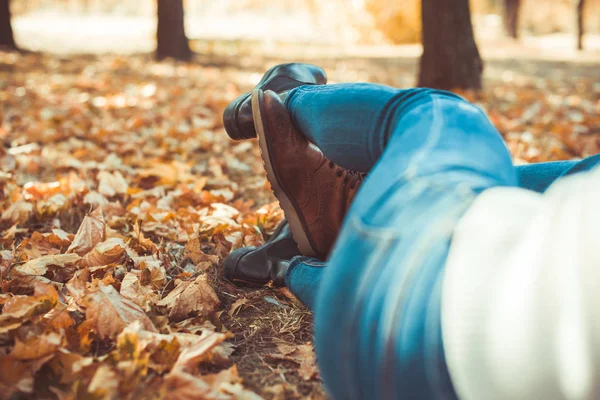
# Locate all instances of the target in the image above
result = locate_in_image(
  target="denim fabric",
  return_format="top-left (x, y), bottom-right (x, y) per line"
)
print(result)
top-left (281, 84), bottom-right (600, 400)
top-left (285, 157), bottom-right (600, 305)
top-left (516, 154), bottom-right (600, 193)
top-left (283, 84), bottom-right (517, 400)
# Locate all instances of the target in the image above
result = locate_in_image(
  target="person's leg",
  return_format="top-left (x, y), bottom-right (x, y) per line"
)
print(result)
top-left (284, 83), bottom-right (468, 172)
top-left (514, 154), bottom-right (600, 193)
top-left (276, 83), bottom-right (518, 399)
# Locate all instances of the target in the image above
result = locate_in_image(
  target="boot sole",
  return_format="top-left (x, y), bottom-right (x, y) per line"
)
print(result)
top-left (252, 89), bottom-right (318, 258)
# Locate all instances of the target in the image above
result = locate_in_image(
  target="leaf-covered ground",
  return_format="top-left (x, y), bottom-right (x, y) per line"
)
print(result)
top-left (0, 49), bottom-right (598, 399)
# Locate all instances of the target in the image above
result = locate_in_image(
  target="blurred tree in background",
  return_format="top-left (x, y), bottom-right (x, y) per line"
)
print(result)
top-left (578, 0), bottom-right (586, 49)
top-left (418, 0), bottom-right (483, 90)
top-left (0, 0), bottom-right (18, 50)
top-left (156, 0), bottom-right (191, 60)
top-left (503, 0), bottom-right (521, 38)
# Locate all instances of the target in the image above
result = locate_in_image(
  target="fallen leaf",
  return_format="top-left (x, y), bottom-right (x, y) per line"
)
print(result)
top-left (0, 282), bottom-right (59, 333)
top-left (157, 275), bottom-right (219, 322)
top-left (173, 329), bottom-right (231, 370)
top-left (1, 201), bottom-right (33, 224)
top-left (82, 284), bottom-right (157, 339)
top-left (88, 364), bottom-right (120, 398)
top-left (48, 349), bottom-right (95, 384)
top-left (83, 237), bottom-right (126, 267)
top-left (270, 343), bottom-right (319, 381)
top-left (120, 272), bottom-right (159, 311)
top-left (98, 170), bottom-right (129, 197)
top-left (0, 357), bottom-right (34, 396)
top-left (11, 331), bottom-right (63, 360)
top-left (13, 253), bottom-right (81, 276)
top-left (228, 298), bottom-right (248, 317)
top-left (67, 208), bottom-right (106, 256)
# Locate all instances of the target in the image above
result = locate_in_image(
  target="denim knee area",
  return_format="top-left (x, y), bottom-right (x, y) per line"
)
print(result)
top-left (312, 93), bottom-right (518, 399)
top-left (285, 84), bottom-right (465, 173)
top-left (314, 183), bottom-right (476, 400)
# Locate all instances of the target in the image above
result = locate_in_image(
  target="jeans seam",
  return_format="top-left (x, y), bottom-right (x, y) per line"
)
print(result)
top-left (403, 95), bottom-right (443, 179)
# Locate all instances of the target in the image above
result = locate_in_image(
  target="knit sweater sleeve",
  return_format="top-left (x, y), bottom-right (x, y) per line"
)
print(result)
top-left (442, 167), bottom-right (600, 400)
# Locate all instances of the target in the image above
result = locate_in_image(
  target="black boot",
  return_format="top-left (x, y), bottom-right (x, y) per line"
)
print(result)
top-left (222, 63), bottom-right (327, 140)
top-left (223, 220), bottom-right (301, 287)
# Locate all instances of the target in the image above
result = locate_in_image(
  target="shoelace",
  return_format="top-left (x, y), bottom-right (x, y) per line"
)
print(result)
top-left (328, 161), bottom-right (363, 190)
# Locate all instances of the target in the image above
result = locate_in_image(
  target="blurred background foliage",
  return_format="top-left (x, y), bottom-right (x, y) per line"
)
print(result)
top-left (9, 0), bottom-right (600, 46)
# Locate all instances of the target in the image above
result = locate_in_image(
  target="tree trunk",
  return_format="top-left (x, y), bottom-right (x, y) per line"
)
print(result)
top-left (577, 0), bottom-right (586, 50)
top-left (418, 0), bottom-right (483, 90)
top-left (0, 0), bottom-right (18, 50)
top-left (156, 0), bottom-right (192, 61)
top-left (503, 0), bottom-right (520, 39)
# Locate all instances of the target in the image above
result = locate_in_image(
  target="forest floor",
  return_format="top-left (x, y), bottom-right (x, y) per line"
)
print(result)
top-left (0, 45), bottom-right (598, 399)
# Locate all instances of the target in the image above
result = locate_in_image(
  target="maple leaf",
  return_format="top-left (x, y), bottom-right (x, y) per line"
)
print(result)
top-left (82, 284), bottom-right (157, 339)
top-left (157, 274), bottom-right (220, 322)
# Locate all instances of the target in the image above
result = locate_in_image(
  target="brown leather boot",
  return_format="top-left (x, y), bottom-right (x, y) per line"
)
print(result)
top-left (252, 89), bottom-right (363, 259)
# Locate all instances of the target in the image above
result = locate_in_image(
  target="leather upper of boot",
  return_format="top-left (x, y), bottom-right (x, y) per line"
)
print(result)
top-left (260, 91), bottom-right (363, 259)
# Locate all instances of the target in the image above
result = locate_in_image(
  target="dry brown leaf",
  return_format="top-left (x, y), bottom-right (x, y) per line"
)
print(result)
top-left (120, 272), bottom-right (160, 311)
top-left (82, 284), bottom-right (157, 339)
top-left (163, 366), bottom-right (262, 400)
top-left (162, 369), bottom-right (213, 400)
top-left (203, 365), bottom-right (263, 400)
top-left (48, 349), bottom-right (95, 384)
top-left (133, 220), bottom-right (158, 253)
top-left (133, 255), bottom-right (166, 289)
top-left (1, 200), bottom-right (34, 224)
top-left (0, 282), bottom-right (59, 333)
top-left (67, 208), bottom-right (106, 256)
top-left (11, 331), bottom-right (63, 360)
top-left (83, 237), bottom-right (126, 267)
top-left (173, 329), bottom-right (231, 371)
top-left (88, 364), bottom-right (120, 398)
top-left (0, 356), bottom-right (34, 396)
top-left (98, 170), bottom-right (129, 197)
top-left (271, 343), bottom-right (319, 381)
top-left (228, 298), bottom-right (248, 317)
top-left (157, 275), bottom-right (219, 322)
top-left (184, 237), bottom-right (220, 270)
top-left (13, 253), bottom-right (81, 276)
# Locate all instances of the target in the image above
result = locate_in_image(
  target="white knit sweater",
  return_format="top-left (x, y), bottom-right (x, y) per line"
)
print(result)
top-left (443, 166), bottom-right (600, 400)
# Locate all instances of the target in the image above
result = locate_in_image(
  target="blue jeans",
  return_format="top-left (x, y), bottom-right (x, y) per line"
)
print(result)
top-left (278, 83), bottom-right (600, 400)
